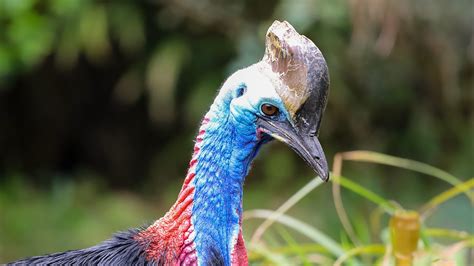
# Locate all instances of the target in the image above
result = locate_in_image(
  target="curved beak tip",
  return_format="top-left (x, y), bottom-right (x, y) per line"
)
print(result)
top-left (313, 157), bottom-right (329, 182)
top-left (322, 171), bottom-right (330, 182)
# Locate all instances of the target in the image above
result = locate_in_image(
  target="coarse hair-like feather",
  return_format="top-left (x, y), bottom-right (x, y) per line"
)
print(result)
top-left (8, 228), bottom-right (155, 265)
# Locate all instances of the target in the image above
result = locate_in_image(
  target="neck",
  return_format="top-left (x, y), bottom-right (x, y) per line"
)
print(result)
top-left (190, 106), bottom-right (258, 265)
top-left (138, 101), bottom-right (260, 265)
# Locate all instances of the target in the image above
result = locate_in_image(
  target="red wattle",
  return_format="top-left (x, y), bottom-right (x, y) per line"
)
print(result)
top-left (231, 210), bottom-right (248, 266)
top-left (231, 229), bottom-right (248, 266)
top-left (135, 117), bottom-right (210, 265)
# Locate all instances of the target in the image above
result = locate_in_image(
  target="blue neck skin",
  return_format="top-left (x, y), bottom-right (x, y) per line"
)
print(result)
top-left (190, 92), bottom-right (266, 265)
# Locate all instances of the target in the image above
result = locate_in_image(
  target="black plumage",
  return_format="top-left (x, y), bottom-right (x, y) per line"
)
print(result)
top-left (8, 229), bottom-right (153, 265)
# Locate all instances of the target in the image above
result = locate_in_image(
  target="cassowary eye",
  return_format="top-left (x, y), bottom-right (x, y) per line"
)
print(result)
top-left (261, 104), bottom-right (279, 116)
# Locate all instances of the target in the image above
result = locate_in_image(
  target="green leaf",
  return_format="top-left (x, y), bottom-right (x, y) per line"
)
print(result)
top-left (333, 175), bottom-right (397, 214)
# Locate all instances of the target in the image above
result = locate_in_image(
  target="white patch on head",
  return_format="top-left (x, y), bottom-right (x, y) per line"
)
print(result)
top-left (228, 64), bottom-right (280, 98)
top-left (219, 64), bottom-right (285, 117)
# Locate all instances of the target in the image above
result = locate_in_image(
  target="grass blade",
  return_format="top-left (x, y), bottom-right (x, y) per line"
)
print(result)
top-left (334, 175), bottom-right (398, 214)
top-left (275, 225), bottom-right (312, 266)
top-left (333, 244), bottom-right (386, 266)
top-left (336, 151), bottom-right (472, 201)
top-left (250, 176), bottom-right (324, 244)
top-left (247, 244), bottom-right (292, 265)
top-left (420, 178), bottom-right (474, 216)
top-left (424, 227), bottom-right (474, 241)
top-left (244, 209), bottom-right (345, 257)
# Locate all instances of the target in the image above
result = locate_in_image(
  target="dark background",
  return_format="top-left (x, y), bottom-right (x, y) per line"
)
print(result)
top-left (0, 0), bottom-right (472, 261)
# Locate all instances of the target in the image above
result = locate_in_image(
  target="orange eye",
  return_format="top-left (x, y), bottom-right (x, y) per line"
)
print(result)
top-left (261, 104), bottom-right (279, 116)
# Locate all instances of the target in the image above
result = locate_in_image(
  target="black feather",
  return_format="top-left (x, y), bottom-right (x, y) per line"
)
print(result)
top-left (207, 246), bottom-right (225, 266)
top-left (8, 228), bottom-right (156, 265)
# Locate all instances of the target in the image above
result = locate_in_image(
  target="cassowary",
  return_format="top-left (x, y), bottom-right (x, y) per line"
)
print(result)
top-left (9, 20), bottom-right (330, 266)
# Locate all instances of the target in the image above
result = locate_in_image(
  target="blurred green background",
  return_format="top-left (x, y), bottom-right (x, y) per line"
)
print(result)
top-left (0, 0), bottom-right (472, 262)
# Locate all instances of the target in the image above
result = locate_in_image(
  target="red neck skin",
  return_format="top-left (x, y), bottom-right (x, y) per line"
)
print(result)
top-left (136, 115), bottom-right (249, 265)
top-left (134, 118), bottom-right (209, 265)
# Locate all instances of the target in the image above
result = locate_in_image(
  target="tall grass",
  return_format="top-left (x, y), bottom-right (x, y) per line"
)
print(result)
top-left (244, 150), bottom-right (473, 265)
top-left (1, 151), bottom-right (471, 264)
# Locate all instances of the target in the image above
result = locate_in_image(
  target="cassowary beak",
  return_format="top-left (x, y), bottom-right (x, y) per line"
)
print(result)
top-left (256, 20), bottom-right (330, 181)
top-left (257, 118), bottom-right (329, 181)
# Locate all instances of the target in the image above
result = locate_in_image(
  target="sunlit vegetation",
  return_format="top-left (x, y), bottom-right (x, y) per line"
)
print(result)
top-left (245, 151), bottom-right (473, 265)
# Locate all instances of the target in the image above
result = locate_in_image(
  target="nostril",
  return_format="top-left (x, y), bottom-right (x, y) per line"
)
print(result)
top-left (310, 149), bottom-right (321, 160)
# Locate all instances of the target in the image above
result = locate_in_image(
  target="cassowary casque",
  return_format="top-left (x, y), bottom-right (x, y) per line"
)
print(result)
top-left (9, 20), bottom-right (330, 266)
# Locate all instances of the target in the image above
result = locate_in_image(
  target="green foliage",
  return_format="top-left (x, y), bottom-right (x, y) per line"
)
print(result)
top-left (244, 151), bottom-right (473, 265)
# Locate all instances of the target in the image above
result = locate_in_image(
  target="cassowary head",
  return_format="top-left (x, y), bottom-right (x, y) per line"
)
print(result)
top-left (213, 20), bottom-right (330, 181)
